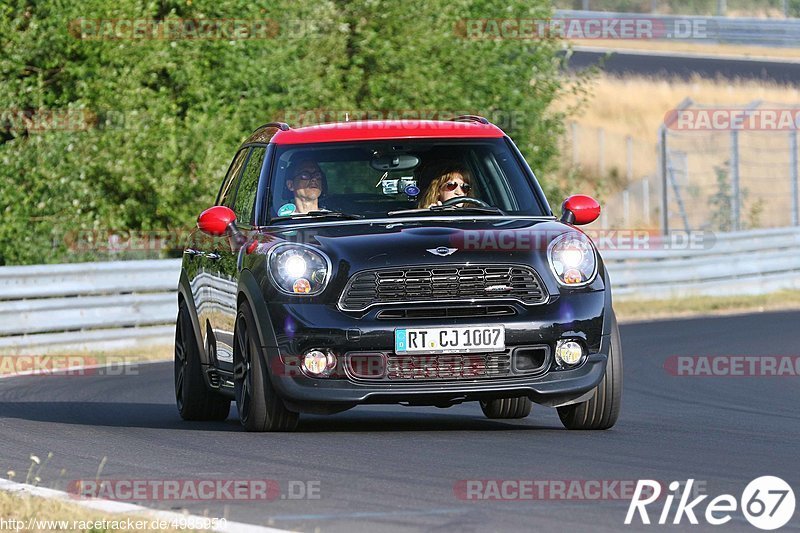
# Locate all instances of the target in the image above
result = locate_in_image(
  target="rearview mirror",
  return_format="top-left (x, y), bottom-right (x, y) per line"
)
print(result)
top-left (369, 154), bottom-right (420, 172)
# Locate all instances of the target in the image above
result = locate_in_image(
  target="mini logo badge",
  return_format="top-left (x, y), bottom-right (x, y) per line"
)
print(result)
top-left (485, 284), bottom-right (512, 293)
top-left (426, 247), bottom-right (458, 257)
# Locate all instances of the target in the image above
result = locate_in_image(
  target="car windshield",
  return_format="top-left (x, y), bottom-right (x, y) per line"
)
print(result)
top-left (267, 138), bottom-right (548, 222)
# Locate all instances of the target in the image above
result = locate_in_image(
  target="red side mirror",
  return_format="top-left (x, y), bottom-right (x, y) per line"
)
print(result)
top-left (197, 206), bottom-right (236, 236)
top-left (561, 195), bottom-right (601, 226)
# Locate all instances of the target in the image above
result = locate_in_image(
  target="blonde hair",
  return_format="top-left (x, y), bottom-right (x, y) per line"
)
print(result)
top-left (417, 164), bottom-right (473, 208)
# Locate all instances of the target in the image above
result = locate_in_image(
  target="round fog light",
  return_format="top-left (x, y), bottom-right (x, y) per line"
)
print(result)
top-left (302, 350), bottom-right (336, 376)
top-left (555, 340), bottom-right (584, 366)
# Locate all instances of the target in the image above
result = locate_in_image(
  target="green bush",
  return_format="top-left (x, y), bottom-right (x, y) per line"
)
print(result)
top-left (1, 0), bottom-right (577, 265)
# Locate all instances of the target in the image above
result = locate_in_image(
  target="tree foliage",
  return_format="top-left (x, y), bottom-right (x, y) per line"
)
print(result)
top-left (1, 0), bottom-right (576, 265)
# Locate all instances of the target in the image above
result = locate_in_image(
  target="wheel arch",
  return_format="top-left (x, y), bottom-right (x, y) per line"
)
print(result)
top-left (237, 269), bottom-right (279, 353)
top-left (177, 268), bottom-right (207, 365)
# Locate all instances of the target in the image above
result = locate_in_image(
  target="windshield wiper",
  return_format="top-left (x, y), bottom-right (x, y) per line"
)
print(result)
top-left (431, 205), bottom-right (506, 215)
top-left (387, 206), bottom-right (506, 217)
top-left (271, 209), bottom-right (364, 222)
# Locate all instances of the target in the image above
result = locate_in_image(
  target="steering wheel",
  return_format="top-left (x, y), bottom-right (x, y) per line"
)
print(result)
top-left (438, 197), bottom-right (491, 208)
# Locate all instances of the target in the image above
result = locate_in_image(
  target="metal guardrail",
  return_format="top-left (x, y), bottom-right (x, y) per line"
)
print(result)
top-left (0, 260), bottom-right (181, 353)
top-left (556, 9), bottom-right (800, 48)
top-left (604, 226), bottom-right (800, 298)
top-left (1, 227), bottom-right (799, 352)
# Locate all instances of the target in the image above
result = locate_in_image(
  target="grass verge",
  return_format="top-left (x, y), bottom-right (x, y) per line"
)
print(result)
top-left (570, 40), bottom-right (800, 60)
top-left (0, 490), bottom-right (201, 532)
top-left (0, 346), bottom-right (173, 377)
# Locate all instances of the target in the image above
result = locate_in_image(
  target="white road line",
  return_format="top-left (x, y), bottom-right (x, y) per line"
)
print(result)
top-left (0, 360), bottom-right (292, 532)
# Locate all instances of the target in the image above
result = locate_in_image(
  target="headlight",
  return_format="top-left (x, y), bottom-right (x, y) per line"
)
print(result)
top-left (267, 243), bottom-right (331, 295)
top-left (547, 233), bottom-right (597, 287)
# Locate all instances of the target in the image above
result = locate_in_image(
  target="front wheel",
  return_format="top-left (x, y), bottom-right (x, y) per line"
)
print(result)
top-left (234, 304), bottom-right (299, 432)
top-left (557, 312), bottom-right (623, 430)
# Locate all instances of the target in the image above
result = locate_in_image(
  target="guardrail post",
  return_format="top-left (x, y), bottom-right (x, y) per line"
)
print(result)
top-left (792, 128), bottom-right (799, 226)
top-left (659, 125), bottom-right (669, 236)
top-left (623, 189), bottom-right (630, 228)
top-left (626, 135), bottom-right (633, 181)
top-left (730, 129), bottom-right (740, 232)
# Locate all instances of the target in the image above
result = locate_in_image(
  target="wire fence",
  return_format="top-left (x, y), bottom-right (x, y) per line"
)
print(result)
top-left (565, 99), bottom-right (800, 233)
top-left (562, 123), bottom-right (660, 229)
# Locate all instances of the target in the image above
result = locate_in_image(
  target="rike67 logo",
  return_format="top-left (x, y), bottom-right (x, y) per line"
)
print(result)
top-left (626, 477), bottom-right (795, 530)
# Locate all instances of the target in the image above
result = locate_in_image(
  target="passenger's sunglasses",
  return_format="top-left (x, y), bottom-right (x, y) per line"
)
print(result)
top-left (442, 181), bottom-right (471, 193)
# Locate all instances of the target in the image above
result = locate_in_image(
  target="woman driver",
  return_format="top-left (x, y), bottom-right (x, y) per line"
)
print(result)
top-left (417, 163), bottom-right (474, 209)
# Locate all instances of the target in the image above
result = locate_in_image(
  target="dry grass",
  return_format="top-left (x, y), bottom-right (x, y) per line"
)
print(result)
top-left (554, 74), bottom-right (800, 227)
top-left (0, 490), bottom-right (197, 532)
top-left (0, 346), bottom-right (172, 376)
top-left (570, 40), bottom-right (800, 60)
top-left (561, 73), bottom-right (800, 142)
top-left (615, 289), bottom-right (800, 323)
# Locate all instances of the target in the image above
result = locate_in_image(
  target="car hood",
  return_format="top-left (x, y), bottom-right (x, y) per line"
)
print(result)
top-left (255, 217), bottom-right (592, 295)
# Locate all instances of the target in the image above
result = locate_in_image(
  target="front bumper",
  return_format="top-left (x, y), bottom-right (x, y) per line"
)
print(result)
top-left (260, 290), bottom-right (610, 411)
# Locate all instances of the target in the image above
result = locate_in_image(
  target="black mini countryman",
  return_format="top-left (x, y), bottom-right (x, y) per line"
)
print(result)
top-left (175, 116), bottom-right (622, 432)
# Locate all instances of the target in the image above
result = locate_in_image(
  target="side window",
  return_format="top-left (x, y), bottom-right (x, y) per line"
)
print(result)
top-left (216, 149), bottom-right (248, 207)
top-left (232, 147), bottom-right (266, 225)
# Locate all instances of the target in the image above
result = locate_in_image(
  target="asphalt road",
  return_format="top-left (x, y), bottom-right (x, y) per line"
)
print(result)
top-left (565, 48), bottom-right (800, 83)
top-left (0, 311), bottom-right (798, 532)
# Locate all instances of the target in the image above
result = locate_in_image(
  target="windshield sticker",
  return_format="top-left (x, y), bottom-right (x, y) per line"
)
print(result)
top-left (277, 203), bottom-right (297, 217)
top-left (404, 184), bottom-right (420, 197)
top-left (381, 177), bottom-right (417, 196)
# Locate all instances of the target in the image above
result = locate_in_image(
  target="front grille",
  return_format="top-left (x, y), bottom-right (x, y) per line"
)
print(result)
top-left (386, 353), bottom-right (511, 380)
top-left (339, 264), bottom-right (547, 311)
top-left (376, 305), bottom-right (516, 320)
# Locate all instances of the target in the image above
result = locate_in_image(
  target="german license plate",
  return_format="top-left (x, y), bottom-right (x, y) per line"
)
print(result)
top-left (395, 326), bottom-right (505, 354)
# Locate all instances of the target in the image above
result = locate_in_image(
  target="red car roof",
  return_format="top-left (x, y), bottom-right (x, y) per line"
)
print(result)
top-left (270, 120), bottom-right (505, 145)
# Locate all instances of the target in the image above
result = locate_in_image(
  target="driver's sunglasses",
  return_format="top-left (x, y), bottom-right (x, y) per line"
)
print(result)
top-left (293, 171), bottom-right (323, 182)
top-left (442, 181), bottom-right (471, 193)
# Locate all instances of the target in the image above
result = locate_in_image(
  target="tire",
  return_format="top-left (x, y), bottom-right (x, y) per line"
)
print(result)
top-left (234, 303), bottom-right (299, 432)
top-left (557, 311), bottom-right (623, 430)
top-left (480, 397), bottom-right (532, 419)
top-left (174, 300), bottom-right (231, 421)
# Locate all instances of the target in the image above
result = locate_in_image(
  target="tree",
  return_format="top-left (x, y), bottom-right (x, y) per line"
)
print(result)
top-left (0, 0), bottom-right (576, 265)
